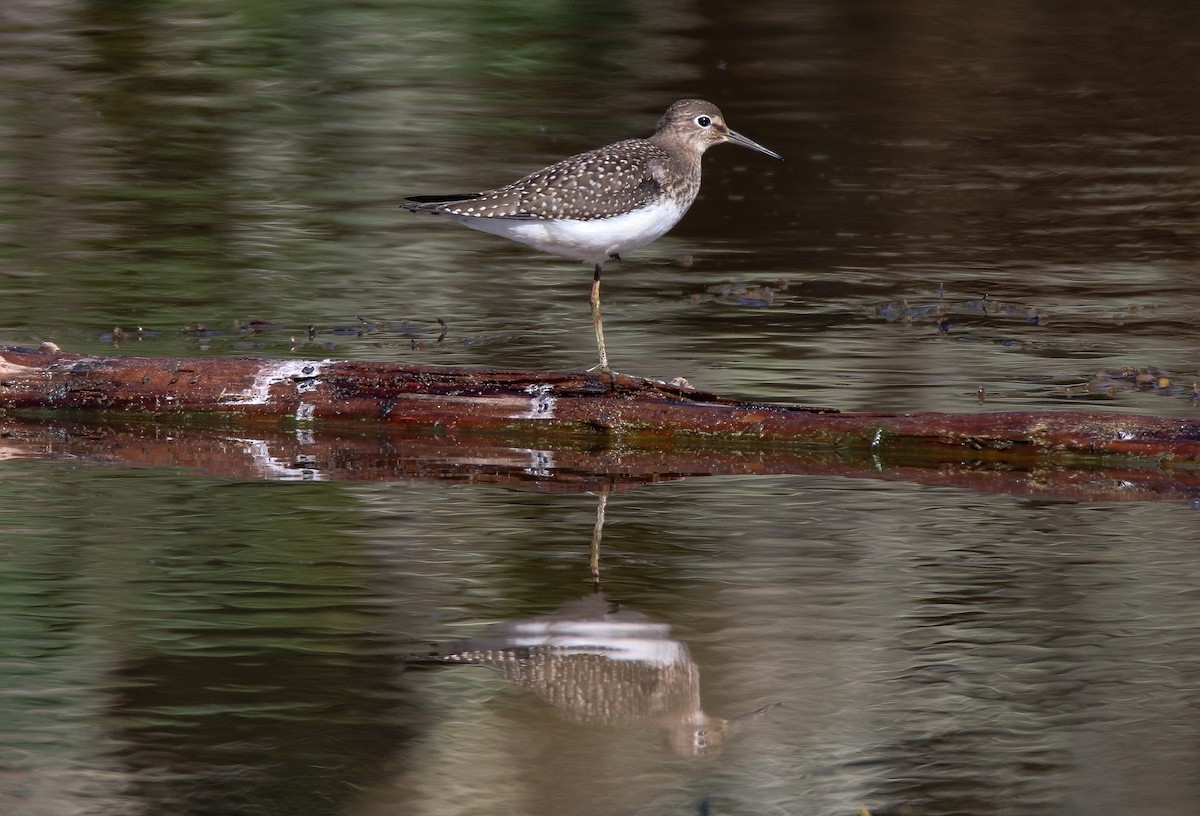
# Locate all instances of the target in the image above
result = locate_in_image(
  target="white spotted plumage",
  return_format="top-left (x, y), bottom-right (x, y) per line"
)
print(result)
top-left (404, 139), bottom-right (690, 224)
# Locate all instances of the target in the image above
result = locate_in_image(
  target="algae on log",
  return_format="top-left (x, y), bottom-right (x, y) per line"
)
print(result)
top-left (2, 344), bottom-right (1200, 461)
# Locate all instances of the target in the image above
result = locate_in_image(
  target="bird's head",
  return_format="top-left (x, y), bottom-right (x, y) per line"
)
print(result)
top-left (655, 99), bottom-right (782, 160)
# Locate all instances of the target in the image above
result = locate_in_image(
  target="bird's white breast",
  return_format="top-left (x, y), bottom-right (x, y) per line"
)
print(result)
top-left (449, 198), bottom-right (688, 265)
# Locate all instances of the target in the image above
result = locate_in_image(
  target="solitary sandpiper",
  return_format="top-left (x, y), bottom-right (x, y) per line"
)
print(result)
top-left (402, 99), bottom-right (781, 371)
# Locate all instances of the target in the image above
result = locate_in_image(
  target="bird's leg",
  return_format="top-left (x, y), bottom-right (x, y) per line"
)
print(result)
top-left (588, 263), bottom-right (611, 372)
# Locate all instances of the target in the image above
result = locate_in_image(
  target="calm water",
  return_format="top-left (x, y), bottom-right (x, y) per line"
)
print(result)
top-left (2, 1), bottom-right (1199, 815)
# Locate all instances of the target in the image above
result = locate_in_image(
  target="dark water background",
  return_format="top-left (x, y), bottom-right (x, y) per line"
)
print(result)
top-left (1, 2), bottom-right (1199, 815)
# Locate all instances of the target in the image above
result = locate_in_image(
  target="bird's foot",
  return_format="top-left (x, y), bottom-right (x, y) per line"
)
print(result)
top-left (586, 362), bottom-right (622, 386)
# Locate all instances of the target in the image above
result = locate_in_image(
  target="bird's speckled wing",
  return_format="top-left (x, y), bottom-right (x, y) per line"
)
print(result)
top-left (403, 139), bottom-right (672, 222)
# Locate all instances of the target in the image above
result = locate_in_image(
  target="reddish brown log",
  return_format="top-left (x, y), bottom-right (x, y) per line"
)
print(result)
top-left (3, 344), bottom-right (1200, 462)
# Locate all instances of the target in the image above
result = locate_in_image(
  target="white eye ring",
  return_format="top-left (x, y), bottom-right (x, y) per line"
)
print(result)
top-left (695, 115), bottom-right (712, 128)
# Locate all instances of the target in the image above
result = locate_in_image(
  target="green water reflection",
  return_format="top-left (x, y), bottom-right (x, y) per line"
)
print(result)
top-left (3, 467), bottom-right (1200, 815)
top-left (0, 469), bottom-right (413, 813)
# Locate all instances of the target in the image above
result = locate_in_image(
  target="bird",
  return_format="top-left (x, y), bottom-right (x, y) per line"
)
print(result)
top-left (401, 99), bottom-right (782, 372)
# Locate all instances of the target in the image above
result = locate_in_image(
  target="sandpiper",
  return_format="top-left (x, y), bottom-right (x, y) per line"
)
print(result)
top-left (402, 99), bottom-right (781, 371)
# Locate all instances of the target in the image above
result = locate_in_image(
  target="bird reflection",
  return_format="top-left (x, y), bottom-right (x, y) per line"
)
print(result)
top-left (404, 489), bottom-right (776, 756)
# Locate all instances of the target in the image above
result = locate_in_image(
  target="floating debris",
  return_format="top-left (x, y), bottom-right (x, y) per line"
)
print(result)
top-left (1069, 366), bottom-right (1192, 399)
top-left (235, 318), bottom-right (284, 335)
top-left (713, 282), bottom-right (778, 307)
top-left (874, 290), bottom-right (1050, 334)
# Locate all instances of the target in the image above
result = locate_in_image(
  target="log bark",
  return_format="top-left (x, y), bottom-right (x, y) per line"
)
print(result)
top-left (3, 344), bottom-right (1200, 463)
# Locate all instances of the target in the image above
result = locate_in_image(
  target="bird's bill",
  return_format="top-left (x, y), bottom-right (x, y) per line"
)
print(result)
top-left (728, 702), bottom-right (783, 731)
top-left (725, 128), bottom-right (782, 160)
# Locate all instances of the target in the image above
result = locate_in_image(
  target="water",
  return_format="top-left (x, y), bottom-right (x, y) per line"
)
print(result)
top-left (3, 472), bottom-right (1199, 815)
top-left (2, 2), bottom-right (1200, 815)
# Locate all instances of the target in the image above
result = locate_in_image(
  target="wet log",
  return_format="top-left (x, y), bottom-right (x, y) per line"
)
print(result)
top-left (2, 344), bottom-right (1200, 463)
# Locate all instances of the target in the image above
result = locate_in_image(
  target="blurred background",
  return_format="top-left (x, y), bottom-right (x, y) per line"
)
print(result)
top-left (1, 2), bottom-right (1199, 815)
top-left (2, 0), bottom-right (1197, 411)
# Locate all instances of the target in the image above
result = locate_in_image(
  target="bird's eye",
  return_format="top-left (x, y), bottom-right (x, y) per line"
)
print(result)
top-left (695, 115), bottom-right (712, 128)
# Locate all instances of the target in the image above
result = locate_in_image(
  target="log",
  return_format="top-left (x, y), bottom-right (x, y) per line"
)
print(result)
top-left (3, 344), bottom-right (1200, 464)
